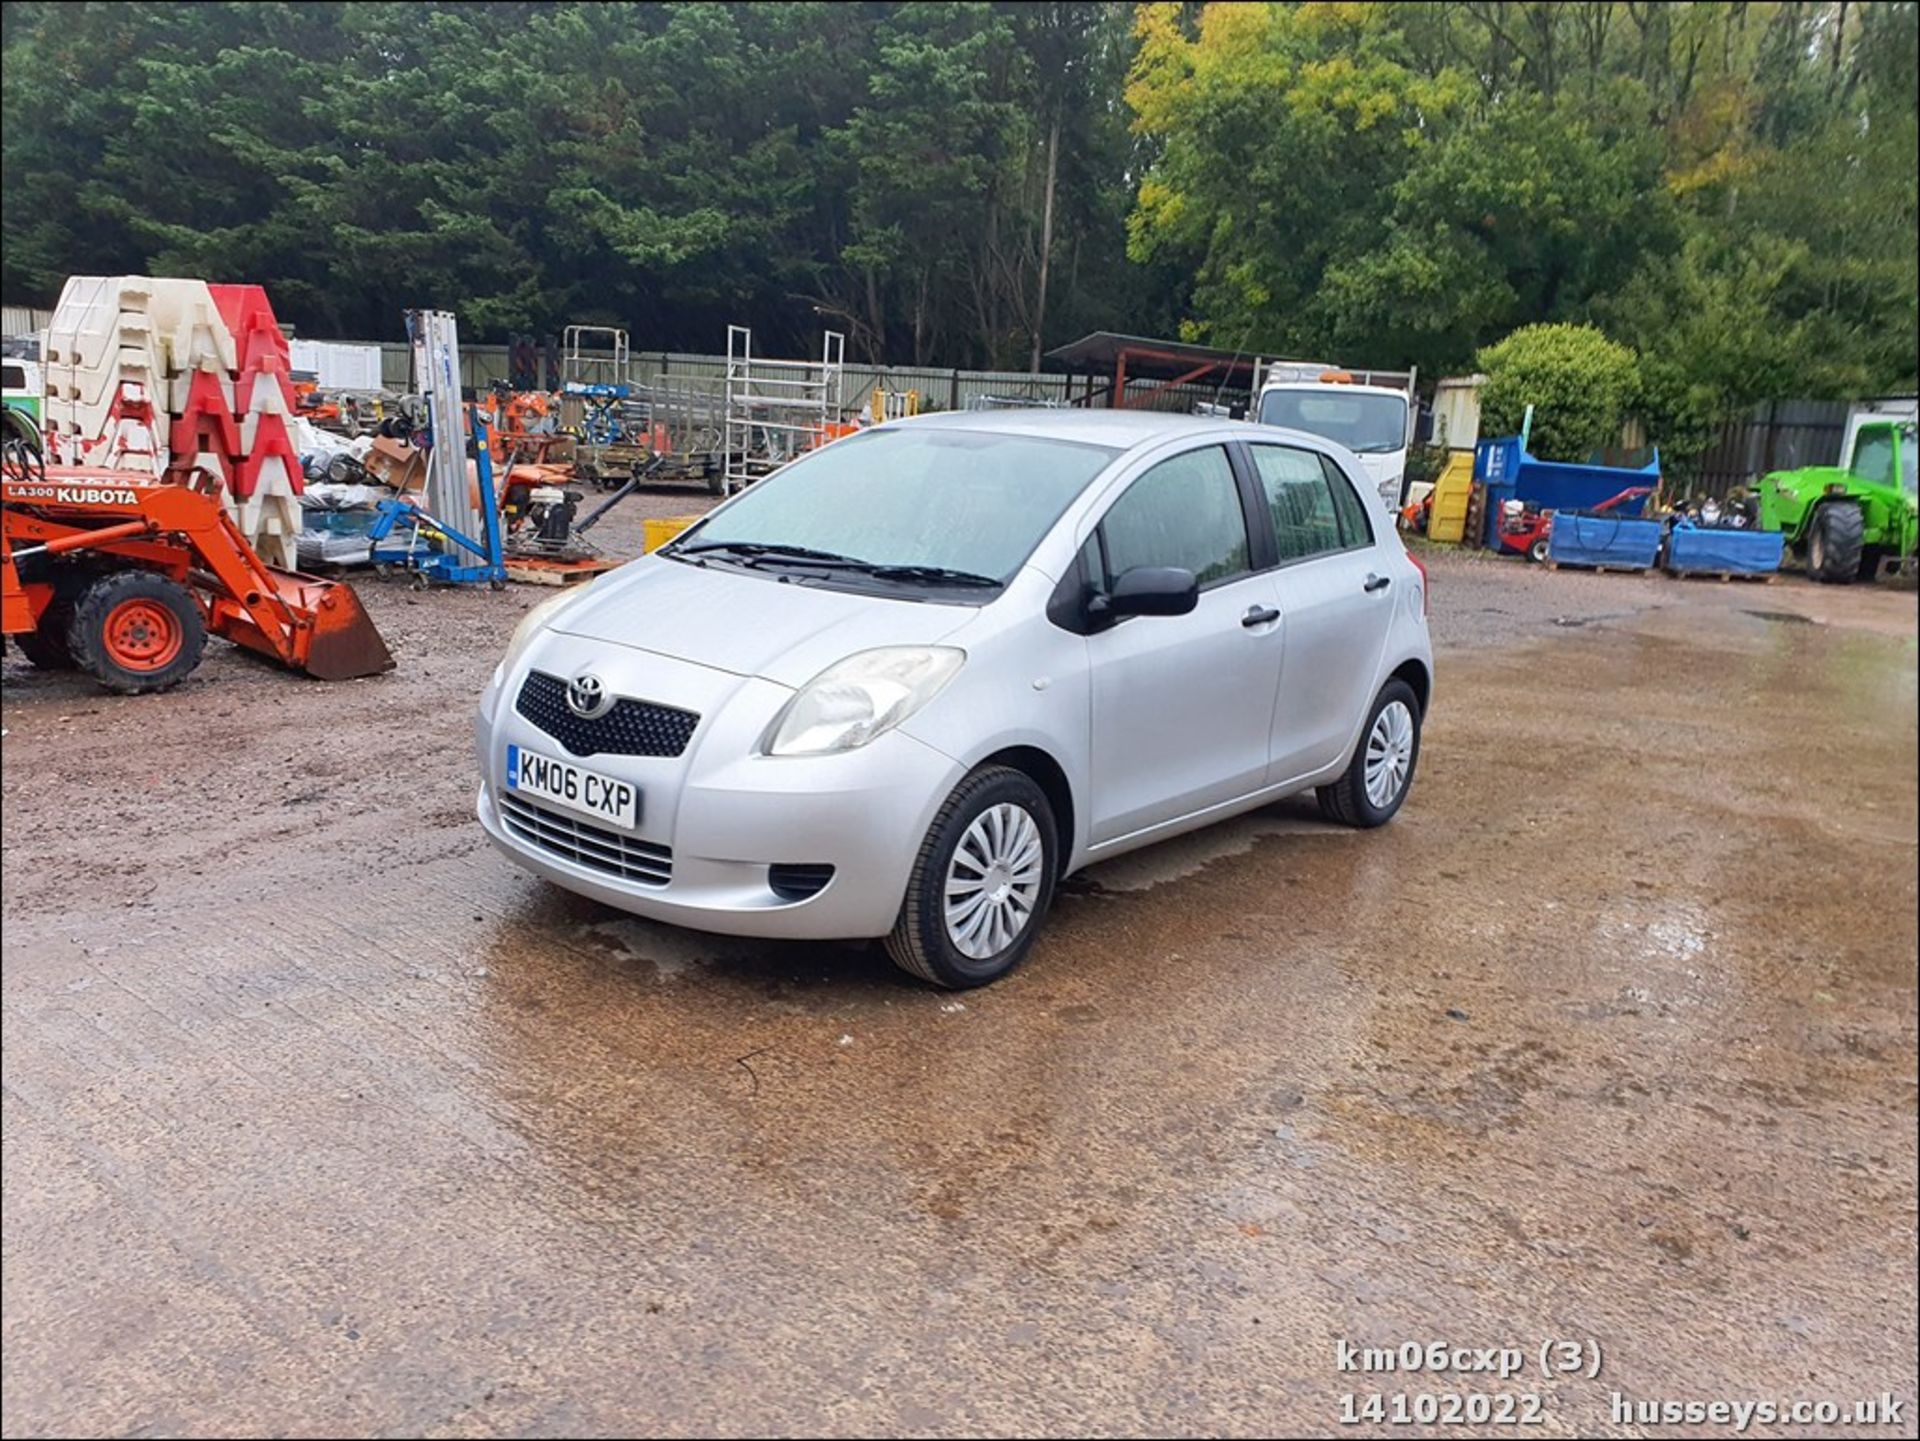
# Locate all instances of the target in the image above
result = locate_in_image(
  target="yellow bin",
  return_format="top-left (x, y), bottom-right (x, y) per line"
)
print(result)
top-left (1427, 451), bottom-right (1474, 544)
top-left (643, 514), bottom-right (703, 553)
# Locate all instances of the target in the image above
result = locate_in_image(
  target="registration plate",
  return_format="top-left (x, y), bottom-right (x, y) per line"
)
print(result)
top-left (505, 744), bottom-right (641, 829)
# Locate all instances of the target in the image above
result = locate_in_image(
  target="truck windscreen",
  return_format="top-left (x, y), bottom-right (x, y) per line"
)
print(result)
top-left (1258, 389), bottom-right (1407, 454)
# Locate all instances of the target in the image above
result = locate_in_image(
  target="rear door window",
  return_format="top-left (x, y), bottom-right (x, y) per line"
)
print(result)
top-left (1247, 444), bottom-right (1344, 563)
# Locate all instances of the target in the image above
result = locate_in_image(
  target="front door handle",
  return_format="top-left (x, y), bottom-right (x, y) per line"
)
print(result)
top-left (1363, 573), bottom-right (1391, 593)
top-left (1241, 605), bottom-right (1280, 628)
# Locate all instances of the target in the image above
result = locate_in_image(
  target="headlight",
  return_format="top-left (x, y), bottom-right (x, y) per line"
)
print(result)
top-left (495, 583), bottom-right (595, 683)
top-left (764, 646), bottom-right (965, 756)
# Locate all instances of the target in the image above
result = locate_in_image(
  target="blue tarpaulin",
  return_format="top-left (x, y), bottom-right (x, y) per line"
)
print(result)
top-left (1666, 525), bottom-right (1785, 575)
top-left (1547, 512), bottom-right (1664, 570)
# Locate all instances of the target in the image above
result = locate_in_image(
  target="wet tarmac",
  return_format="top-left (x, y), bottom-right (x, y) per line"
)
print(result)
top-left (3, 539), bottom-right (1915, 1436)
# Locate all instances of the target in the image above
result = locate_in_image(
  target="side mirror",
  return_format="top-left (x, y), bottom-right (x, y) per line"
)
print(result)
top-left (1091, 565), bottom-right (1198, 622)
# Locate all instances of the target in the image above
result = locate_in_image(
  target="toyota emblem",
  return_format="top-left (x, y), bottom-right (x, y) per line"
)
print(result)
top-left (566, 672), bottom-right (612, 719)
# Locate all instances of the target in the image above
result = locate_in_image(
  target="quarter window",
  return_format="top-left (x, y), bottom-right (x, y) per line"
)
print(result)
top-left (1248, 444), bottom-right (1344, 562)
top-left (1099, 446), bottom-right (1250, 587)
top-left (1322, 454), bottom-right (1375, 547)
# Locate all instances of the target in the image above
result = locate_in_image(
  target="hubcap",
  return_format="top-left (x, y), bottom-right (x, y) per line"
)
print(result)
top-left (944, 803), bottom-right (1045, 960)
top-left (1363, 700), bottom-right (1415, 809)
top-left (104, 599), bottom-right (182, 671)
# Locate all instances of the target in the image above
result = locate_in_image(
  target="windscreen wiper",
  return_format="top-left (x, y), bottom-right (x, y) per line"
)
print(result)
top-left (669, 539), bottom-right (864, 566)
top-left (671, 540), bottom-right (999, 588)
top-left (863, 563), bottom-right (1001, 588)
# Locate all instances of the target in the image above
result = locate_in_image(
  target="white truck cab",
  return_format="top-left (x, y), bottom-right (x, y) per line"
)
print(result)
top-left (1254, 361), bottom-right (1417, 513)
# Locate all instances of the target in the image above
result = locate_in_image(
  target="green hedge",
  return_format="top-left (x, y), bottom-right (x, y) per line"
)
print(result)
top-left (1477, 324), bottom-right (1640, 463)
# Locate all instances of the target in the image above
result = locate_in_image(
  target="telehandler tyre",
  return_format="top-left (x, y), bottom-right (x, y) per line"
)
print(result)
top-left (1806, 501), bottom-right (1865, 584)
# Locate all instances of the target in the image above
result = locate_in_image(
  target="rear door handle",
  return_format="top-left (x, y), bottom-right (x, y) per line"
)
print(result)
top-left (1363, 573), bottom-right (1391, 593)
top-left (1241, 605), bottom-right (1280, 628)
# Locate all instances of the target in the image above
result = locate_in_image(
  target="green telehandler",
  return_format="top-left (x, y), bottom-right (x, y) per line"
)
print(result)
top-left (1756, 410), bottom-right (1918, 583)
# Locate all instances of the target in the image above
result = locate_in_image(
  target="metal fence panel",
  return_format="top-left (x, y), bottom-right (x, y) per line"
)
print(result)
top-left (355, 339), bottom-right (1282, 425)
top-left (1691, 400), bottom-right (1848, 495)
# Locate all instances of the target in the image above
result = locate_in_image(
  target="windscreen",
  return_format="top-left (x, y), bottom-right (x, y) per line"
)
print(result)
top-left (675, 427), bottom-right (1119, 580)
top-left (1258, 388), bottom-right (1408, 455)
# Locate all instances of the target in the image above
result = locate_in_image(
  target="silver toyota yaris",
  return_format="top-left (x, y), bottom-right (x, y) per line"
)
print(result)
top-left (476, 410), bottom-right (1433, 987)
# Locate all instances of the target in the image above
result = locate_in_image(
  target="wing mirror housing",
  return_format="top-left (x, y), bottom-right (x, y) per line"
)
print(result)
top-left (1088, 565), bottom-right (1199, 623)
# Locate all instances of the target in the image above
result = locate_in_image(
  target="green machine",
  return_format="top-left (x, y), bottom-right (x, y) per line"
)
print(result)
top-left (1757, 408), bottom-right (1918, 583)
top-left (1, 357), bottom-right (42, 427)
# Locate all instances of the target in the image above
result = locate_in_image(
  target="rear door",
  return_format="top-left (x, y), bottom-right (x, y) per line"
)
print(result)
top-left (1243, 442), bottom-right (1397, 786)
top-left (1083, 444), bottom-right (1284, 846)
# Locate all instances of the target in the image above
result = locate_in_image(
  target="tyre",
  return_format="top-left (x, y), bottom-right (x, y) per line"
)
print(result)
top-left (1806, 501), bottom-right (1864, 584)
top-left (67, 570), bottom-right (207, 695)
top-left (885, 765), bottom-right (1058, 989)
top-left (1317, 678), bottom-right (1422, 829)
top-left (1527, 535), bottom-right (1550, 564)
top-left (15, 595), bottom-right (78, 669)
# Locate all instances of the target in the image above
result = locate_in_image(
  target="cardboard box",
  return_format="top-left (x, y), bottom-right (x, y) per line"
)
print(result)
top-left (360, 436), bottom-right (426, 493)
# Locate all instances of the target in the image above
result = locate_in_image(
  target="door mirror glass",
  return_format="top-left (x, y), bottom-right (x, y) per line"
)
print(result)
top-left (1096, 565), bottom-right (1199, 619)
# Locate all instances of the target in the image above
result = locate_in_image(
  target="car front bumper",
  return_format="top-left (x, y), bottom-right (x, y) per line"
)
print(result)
top-left (475, 639), bottom-right (964, 940)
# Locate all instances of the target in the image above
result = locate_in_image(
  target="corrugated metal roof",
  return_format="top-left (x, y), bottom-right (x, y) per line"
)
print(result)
top-left (1042, 331), bottom-right (1262, 382)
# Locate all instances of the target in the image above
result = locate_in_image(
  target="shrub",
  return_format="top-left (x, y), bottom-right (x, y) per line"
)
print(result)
top-left (1476, 324), bottom-right (1640, 463)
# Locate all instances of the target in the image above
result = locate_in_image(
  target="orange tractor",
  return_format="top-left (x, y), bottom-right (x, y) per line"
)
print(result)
top-left (3, 409), bottom-right (393, 693)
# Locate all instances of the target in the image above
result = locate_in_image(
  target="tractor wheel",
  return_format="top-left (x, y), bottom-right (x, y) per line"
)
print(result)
top-left (15, 595), bottom-right (79, 669)
top-left (67, 570), bottom-right (207, 695)
top-left (1806, 502), bottom-right (1864, 585)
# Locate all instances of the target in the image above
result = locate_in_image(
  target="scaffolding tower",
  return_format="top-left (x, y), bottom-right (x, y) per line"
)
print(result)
top-left (722, 326), bottom-right (847, 493)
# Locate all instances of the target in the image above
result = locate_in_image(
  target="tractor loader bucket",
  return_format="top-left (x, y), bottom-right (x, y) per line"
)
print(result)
top-left (283, 571), bottom-right (395, 680)
top-left (208, 568), bottom-right (395, 680)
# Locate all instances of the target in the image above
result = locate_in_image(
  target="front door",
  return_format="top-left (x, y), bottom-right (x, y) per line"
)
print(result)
top-left (1085, 445), bottom-right (1284, 846)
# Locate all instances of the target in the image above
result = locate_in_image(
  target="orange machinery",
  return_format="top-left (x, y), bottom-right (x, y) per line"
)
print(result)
top-left (3, 410), bottom-right (393, 694)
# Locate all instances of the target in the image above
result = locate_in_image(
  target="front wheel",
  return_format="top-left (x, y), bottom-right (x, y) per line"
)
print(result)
top-left (67, 569), bottom-right (207, 694)
top-left (1806, 501), bottom-right (1864, 584)
top-left (885, 766), bottom-right (1058, 988)
top-left (1318, 678), bottom-right (1422, 828)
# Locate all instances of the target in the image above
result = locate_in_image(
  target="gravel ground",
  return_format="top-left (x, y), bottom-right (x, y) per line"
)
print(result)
top-left (3, 493), bottom-right (1915, 1437)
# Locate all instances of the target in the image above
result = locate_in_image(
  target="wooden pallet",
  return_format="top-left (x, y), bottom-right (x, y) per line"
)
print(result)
top-left (1664, 567), bottom-right (1778, 584)
top-left (1545, 560), bottom-right (1651, 575)
top-left (503, 554), bottom-right (622, 586)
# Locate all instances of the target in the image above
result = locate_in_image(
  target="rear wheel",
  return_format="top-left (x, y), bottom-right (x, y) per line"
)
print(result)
top-left (885, 766), bottom-right (1058, 988)
top-left (16, 594), bottom-right (78, 669)
top-left (1806, 501), bottom-right (1864, 584)
top-left (1318, 679), bottom-right (1422, 828)
top-left (67, 570), bottom-right (207, 694)
top-left (1527, 535), bottom-right (1550, 564)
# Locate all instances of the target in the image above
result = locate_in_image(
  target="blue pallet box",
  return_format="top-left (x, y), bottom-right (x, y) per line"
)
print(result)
top-left (1665, 525), bottom-right (1785, 576)
top-left (1547, 511), bottom-right (1664, 570)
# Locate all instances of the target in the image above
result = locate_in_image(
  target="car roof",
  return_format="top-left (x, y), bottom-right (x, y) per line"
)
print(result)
top-left (886, 406), bottom-right (1278, 452)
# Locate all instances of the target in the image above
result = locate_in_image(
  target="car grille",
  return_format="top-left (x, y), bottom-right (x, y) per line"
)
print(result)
top-left (498, 791), bottom-right (672, 887)
top-left (515, 670), bottom-right (699, 758)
